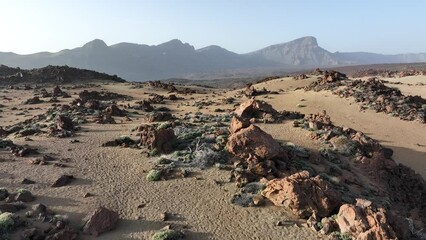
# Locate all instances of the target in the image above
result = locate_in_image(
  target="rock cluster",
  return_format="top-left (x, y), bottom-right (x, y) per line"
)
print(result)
top-left (293, 74), bottom-right (308, 80)
top-left (0, 65), bottom-right (125, 86)
top-left (294, 111), bottom-right (426, 239)
top-left (351, 68), bottom-right (426, 78)
top-left (147, 81), bottom-right (178, 92)
top-left (262, 171), bottom-right (341, 218)
top-left (335, 79), bottom-right (426, 122)
top-left (305, 75), bottom-right (426, 123)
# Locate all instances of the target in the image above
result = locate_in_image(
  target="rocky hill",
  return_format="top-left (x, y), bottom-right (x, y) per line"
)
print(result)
top-left (0, 65), bottom-right (125, 86)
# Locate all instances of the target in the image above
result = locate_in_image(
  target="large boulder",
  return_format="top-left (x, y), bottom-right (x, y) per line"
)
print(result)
top-left (336, 199), bottom-right (397, 240)
top-left (226, 124), bottom-right (283, 160)
top-left (262, 171), bottom-right (341, 218)
top-left (234, 99), bottom-right (278, 121)
top-left (83, 207), bottom-right (119, 236)
top-left (139, 125), bottom-right (176, 154)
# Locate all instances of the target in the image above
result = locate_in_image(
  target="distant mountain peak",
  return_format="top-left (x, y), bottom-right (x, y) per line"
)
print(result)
top-left (157, 39), bottom-right (195, 51)
top-left (287, 36), bottom-right (318, 47)
top-left (83, 39), bottom-right (108, 49)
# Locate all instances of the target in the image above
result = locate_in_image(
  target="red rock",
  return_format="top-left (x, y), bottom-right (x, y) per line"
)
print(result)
top-left (83, 207), bottom-right (119, 236)
top-left (234, 99), bottom-right (278, 120)
top-left (229, 116), bottom-right (250, 134)
top-left (226, 124), bottom-right (283, 160)
top-left (139, 125), bottom-right (176, 154)
top-left (262, 171), bottom-right (341, 218)
top-left (336, 199), bottom-right (397, 240)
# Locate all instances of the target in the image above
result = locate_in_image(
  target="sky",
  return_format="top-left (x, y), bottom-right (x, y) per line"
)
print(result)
top-left (0, 0), bottom-right (425, 55)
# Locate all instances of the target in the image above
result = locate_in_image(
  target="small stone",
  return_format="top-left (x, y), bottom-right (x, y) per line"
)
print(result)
top-left (137, 203), bottom-right (146, 209)
top-left (51, 175), bottom-right (74, 187)
top-left (21, 178), bottom-right (36, 184)
top-left (84, 192), bottom-right (94, 198)
top-left (160, 212), bottom-right (169, 221)
top-left (252, 196), bottom-right (264, 206)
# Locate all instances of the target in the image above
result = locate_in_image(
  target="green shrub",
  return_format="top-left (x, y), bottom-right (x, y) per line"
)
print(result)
top-left (146, 170), bottom-right (161, 181)
top-left (151, 229), bottom-right (184, 240)
top-left (0, 212), bottom-right (15, 232)
top-left (149, 148), bottom-right (159, 157)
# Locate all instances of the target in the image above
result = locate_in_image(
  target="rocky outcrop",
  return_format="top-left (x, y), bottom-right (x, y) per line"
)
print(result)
top-left (234, 99), bottom-right (279, 122)
top-left (139, 125), bottom-right (176, 154)
top-left (262, 171), bottom-right (341, 218)
top-left (83, 207), bottom-right (119, 236)
top-left (336, 199), bottom-right (397, 240)
top-left (226, 124), bottom-right (283, 160)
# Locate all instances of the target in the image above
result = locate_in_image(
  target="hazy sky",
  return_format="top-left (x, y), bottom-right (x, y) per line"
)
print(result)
top-left (1, 0), bottom-right (425, 54)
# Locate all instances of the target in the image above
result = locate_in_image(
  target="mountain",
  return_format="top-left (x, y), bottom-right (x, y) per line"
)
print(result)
top-left (246, 36), bottom-right (345, 66)
top-left (0, 37), bottom-right (425, 81)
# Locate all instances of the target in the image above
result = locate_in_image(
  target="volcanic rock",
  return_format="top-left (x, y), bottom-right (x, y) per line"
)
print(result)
top-left (83, 206), bottom-right (119, 236)
top-left (51, 175), bottom-right (75, 187)
top-left (234, 99), bottom-right (278, 121)
top-left (139, 125), bottom-right (176, 154)
top-left (226, 124), bottom-right (283, 160)
top-left (105, 104), bottom-right (125, 116)
top-left (336, 199), bottom-right (397, 240)
top-left (57, 115), bottom-right (74, 131)
top-left (148, 112), bottom-right (174, 122)
top-left (262, 171), bottom-right (341, 218)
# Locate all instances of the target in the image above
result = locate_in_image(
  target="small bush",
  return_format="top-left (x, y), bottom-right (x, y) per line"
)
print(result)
top-left (146, 170), bottom-right (161, 181)
top-left (17, 189), bottom-right (30, 194)
top-left (149, 148), bottom-right (159, 157)
top-left (0, 212), bottom-right (15, 233)
top-left (151, 229), bottom-right (184, 240)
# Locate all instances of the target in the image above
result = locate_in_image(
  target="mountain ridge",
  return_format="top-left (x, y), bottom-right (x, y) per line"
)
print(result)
top-left (1, 36), bottom-right (425, 81)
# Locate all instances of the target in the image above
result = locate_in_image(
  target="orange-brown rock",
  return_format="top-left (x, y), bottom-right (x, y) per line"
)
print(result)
top-left (336, 199), bottom-right (397, 240)
top-left (262, 171), bottom-right (341, 218)
top-left (139, 125), bottom-right (176, 154)
top-left (229, 116), bottom-right (250, 134)
top-left (234, 99), bottom-right (278, 121)
top-left (226, 124), bottom-right (283, 160)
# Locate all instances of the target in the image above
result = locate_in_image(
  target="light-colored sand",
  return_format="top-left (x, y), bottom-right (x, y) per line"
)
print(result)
top-left (247, 77), bottom-right (426, 178)
top-left (1, 84), bottom-right (324, 239)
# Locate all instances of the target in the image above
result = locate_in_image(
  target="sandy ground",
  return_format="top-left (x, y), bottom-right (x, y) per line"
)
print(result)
top-left (0, 84), bottom-right (324, 239)
top-left (1, 75), bottom-right (425, 239)
top-left (247, 77), bottom-right (426, 178)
